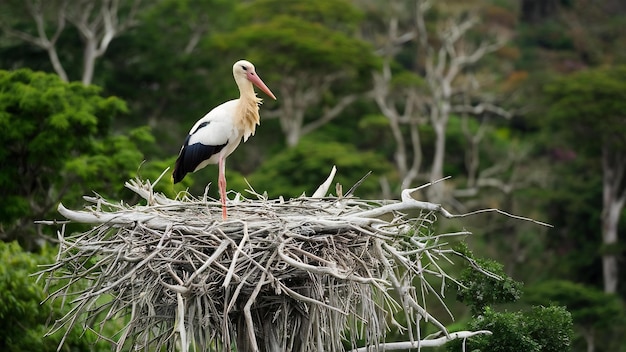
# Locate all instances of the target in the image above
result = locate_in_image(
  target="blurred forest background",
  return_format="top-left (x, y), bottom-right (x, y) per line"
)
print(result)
top-left (1, 0), bottom-right (625, 351)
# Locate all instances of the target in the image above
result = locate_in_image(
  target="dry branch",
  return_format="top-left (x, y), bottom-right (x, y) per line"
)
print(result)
top-left (40, 170), bottom-right (542, 351)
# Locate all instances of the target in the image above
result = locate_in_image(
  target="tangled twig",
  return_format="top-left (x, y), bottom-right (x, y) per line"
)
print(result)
top-left (39, 169), bottom-right (541, 351)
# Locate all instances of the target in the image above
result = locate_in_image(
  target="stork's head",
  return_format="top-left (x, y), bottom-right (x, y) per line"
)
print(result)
top-left (233, 60), bottom-right (277, 100)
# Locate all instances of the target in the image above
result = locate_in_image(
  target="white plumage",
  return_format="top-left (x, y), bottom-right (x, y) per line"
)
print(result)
top-left (173, 60), bottom-right (276, 219)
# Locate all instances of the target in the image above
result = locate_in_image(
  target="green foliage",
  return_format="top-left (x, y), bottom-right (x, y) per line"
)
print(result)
top-left (455, 243), bottom-right (523, 315)
top-left (525, 305), bottom-right (575, 352)
top-left (544, 65), bottom-right (626, 153)
top-left (517, 0), bottom-right (626, 68)
top-left (104, 0), bottom-right (237, 135)
top-left (390, 70), bottom-right (426, 90)
top-left (447, 305), bottom-right (572, 352)
top-left (210, 0), bottom-right (379, 94)
top-left (64, 126), bottom-right (154, 190)
top-left (0, 242), bottom-right (49, 350)
top-left (237, 0), bottom-right (364, 32)
top-left (468, 307), bottom-right (541, 352)
top-left (524, 280), bottom-right (626, 329)
top-left (0, 69), bottom-right (116, 223)
top-left (148, 0), bottom-right (234, 32)
top-left (0, 241), bottom-right (110, 351)
top-left (448, 244), bottom-right (572, 351)
top-left (211, 15), bottom-right (379, 80)
top-left (248, 138), bottom-right (394, 198)
top-left (0, 69), bottom-right (156, 246)
top-left (539, 66), bottom-right (626, 288)
top-left (358, 114), bottom-right (389, 129)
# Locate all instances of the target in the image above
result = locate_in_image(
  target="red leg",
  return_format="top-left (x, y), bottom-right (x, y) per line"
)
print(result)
top-left (218, 156), bottom-right (227, 220)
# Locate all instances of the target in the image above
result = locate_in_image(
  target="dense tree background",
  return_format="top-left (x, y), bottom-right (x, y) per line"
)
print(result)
top-left (1, 0), bottom-right (625, 350)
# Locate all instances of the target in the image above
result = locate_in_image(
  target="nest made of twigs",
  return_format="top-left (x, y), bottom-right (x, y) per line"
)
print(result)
top-left (40, 169), bottom-right (517, 352)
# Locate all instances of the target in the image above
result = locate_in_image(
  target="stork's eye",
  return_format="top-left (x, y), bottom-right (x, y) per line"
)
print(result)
top-left (242, 65), bottom-right (248, 71)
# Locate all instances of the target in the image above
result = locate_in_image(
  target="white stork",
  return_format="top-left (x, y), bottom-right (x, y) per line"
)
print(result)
top-left (172, 60), bottom-right (276, 219)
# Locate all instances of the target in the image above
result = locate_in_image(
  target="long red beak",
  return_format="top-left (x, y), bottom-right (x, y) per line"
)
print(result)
top-left (247, 71), bottom-right (277, 100)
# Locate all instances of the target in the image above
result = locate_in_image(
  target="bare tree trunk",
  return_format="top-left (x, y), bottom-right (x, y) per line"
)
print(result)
top-left (275, 80), bottom-right (305, 148)
top-left (46, 45), bottom-right (69, 82)
top-left (82, 39), bottom-right (98, 85)
top-left (268, 74), bottom-right (360, 147)
top-left (372, 67), bottom-right (408, 180)
top-left (428, 110), bottom-right (448, 203)
top-left (369, 9), bottom-right (422, 190)
top-left (285, 124), bottom-right (302, 148)
top-left (580, 328), bottom-right (595, 352)
top-left (601, 145), bottom-right (626, 293)
top-left (69, 0), bottom-right (141, 85)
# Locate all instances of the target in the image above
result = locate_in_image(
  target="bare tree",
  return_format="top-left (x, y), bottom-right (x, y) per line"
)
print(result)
top-left (365, 0), bottom-right (422, 191)
top-left (601, 145), bottom-right (626, 293)
top-left (1, 0), bottom-right (70, 81)
top-left (1, 0), bottom-right (143, 85)
top-left (264, 73), bottom-right (360, 147)
top-left (364, 0), bottom-right (514, 203)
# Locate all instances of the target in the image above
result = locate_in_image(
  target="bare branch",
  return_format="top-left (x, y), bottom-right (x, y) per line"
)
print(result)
top-left (183, 20), bottom-right (208, 55)
top-left (440, 15), bottom-right (478, 46)
top-left (454, 38), bottom-right (505, 68)
top-left (452, 102), bottom-right (513, 119)
top-left (2, 26), bottom-right (44, 46)
top-left (4, 0), bottom-right (70, 81)
top-left (62, 0), bottom-right (143, 84)
top-left (4, 0), bottom-right (143, 84)
top-left (301, 94), bottom-right (359, 136)
top-left (351, 330), bottom-right (492, 351)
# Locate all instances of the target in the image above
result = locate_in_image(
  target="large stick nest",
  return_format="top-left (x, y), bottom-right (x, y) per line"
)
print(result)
top-left (40, 169), bottom-right (525, 351)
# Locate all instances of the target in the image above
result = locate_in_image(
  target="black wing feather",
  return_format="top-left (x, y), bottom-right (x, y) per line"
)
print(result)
top-left (172, 134), bottom-right (227, 183)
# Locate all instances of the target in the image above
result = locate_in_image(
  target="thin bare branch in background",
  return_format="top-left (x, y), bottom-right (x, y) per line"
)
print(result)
top-left (66, 0), bottom-right (142, 85)
top-left (1, 0), bottom-right (70, 81)
top-left (2, 0), bottom-right (143, 84)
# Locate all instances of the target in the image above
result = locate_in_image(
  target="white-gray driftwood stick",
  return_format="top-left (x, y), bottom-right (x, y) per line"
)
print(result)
top-left (223, 220), bottom-right (250, 288)
top-left (185, 241), bottom-right (230, 285)
top-left (350, 330), bottom-right (492, 351)
top-left (276, 242), bottom-right (382, 284)
top-left (312, 165), bottom-right (337, 198)
top-left (57, 203), bottom-right (155, 225)
top-left (176, 292), bottom-right (188, 352)
top-left (243, 272), bottom-right (266, 352)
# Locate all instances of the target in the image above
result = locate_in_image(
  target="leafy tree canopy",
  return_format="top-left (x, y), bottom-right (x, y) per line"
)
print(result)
top-left (523, 280), bottom-right (625, 351)
top-left (544, 65), bottom-right (626, 153)
top-left (449, 305), bottom-right (573, 352)
top-left (455, 243), bottom-right (523, 315)
top-left (0, 69), bottom-right (156, 246)
top-left (448, 244), bottom-right (573, 352)
top-left (211, 16), bottom-right (379, 82)
top-left (236, 0), bottom-right (364, 32)
top-left (0, 241), bottom-right (111, 351)
top-left (209, 0), bottom-right (379, 90)
top-left (524, 280), bottom-right (625, 329)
